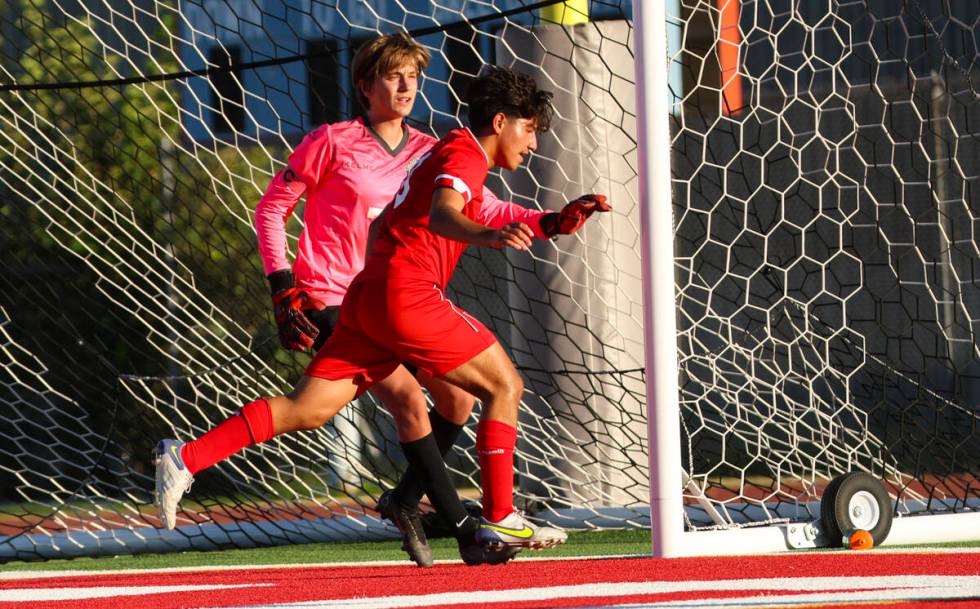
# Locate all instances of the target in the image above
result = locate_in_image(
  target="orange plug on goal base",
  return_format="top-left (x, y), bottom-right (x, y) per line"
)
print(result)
top-left (847, 529), bottom-right (874, 550)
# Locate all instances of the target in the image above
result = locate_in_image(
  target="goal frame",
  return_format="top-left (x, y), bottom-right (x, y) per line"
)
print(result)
top-left (635, 0), bottom-right (980, 557)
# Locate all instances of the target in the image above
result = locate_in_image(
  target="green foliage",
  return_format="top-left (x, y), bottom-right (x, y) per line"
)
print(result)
top-left (0, 0), bottom-right (283, 313)
top-left (5, 4), bottom-right (166, 240)
top-left (0, 0), bottom-right (285, 358)
top-left (0, 0), bottom-right (300, 500)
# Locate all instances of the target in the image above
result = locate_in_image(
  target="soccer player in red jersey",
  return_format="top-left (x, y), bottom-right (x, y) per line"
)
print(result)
top-left (254, 33), bottom-right (551, 567)
top-left (154, 63), bottom-right (610, 557)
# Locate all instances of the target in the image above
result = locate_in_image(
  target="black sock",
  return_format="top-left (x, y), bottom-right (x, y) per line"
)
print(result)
top-left (395, 432), bottom-right (473, 538)
top-left (393, 409), bottom-right (463, 505)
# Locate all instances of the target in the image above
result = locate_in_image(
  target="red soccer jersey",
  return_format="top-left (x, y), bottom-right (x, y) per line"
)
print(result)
top-left (357, 128), bottom-right (490, 289)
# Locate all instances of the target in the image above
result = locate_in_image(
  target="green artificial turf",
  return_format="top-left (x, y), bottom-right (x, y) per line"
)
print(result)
top-left (0, 528), bottom-right (653, 572)
top-left (3, 528), bottom-right (976, 573)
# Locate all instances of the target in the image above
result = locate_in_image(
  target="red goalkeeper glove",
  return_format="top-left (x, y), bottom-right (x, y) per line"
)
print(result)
top-left (268, 270), bottom-right (324, 351)
top-left (540, 194), bottom-right (612, 238)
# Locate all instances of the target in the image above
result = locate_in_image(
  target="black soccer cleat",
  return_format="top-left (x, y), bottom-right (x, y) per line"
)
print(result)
top-left (458, 534), bottom-right (521, 566)
top-left (456, 516), bottom-right (520, 566)
top-left (377, 489), bottom-right (433, 568)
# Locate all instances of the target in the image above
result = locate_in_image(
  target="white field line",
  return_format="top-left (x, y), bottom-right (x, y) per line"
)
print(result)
top-left (3, 583), bottom-right (269, 602)
top-left (208, 576), bottom-right (980, 609)
top-left (0, 553), bottom-right (642, 580)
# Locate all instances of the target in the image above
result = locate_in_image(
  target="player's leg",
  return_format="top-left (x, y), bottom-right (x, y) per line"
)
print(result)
top-left (361, 279), bottom-right (560, 551)
top-left (271, 375), bottom-right (361, 433)
top-left (386, 371), bottom-right (473, 506)
top-left (424, 374), bottom-right (521, 563)
top-left (441, 342), bottom-right (568, 550)
top-left (372, 366), bottom-right (513, 565)
top-left (155, 375), bottom-right (359, 530)
top-left (368, 365), bottom-right (437, 567)
top-left (373, 369), bottom-right (514, 564)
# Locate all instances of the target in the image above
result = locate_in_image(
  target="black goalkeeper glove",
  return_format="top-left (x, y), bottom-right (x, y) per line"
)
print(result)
top-left (540, 194), bottom-right (612, 238)
top-left (268, 269), bottom-right (324, 351)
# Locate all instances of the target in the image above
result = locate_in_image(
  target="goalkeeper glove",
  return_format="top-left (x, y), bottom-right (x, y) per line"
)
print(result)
top-left (540, 194), bottom-right (611, 238)
top-left (268, 269), bottom-right (324, 351)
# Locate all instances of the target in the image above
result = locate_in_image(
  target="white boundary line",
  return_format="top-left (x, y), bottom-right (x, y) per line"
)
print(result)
top-left (0, 554), bottom-right (640, 580)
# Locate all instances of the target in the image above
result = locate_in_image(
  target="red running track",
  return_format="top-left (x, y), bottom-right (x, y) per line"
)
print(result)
top-left (2, 552), bottom-right (979, 609)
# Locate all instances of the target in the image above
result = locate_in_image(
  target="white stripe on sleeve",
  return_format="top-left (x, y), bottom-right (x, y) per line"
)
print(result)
top-left (434, 174), bottom-right (472, 203)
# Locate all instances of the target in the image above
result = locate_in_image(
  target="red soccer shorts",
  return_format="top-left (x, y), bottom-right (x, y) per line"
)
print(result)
top-left (305, 278), bottom-right (497, 392)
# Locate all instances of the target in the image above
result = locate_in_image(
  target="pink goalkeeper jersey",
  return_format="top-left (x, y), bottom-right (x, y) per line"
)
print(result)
top-left (255, 117), bottom-right (548, 306)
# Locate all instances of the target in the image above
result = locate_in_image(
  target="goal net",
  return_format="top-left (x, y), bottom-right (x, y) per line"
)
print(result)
top-left (664, 0), bottom-right (980, 539)
top-left (0, 0), bottom-right (977, 561)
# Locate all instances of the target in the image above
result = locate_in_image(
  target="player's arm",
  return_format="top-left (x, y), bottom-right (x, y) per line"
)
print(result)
top-left (257, 126), bottom-right (333, 351)
top-left (477, 186), bottom-right (548, 239)
top-left (429, 187), bottom-right (533, 250)
top-left (479, 188), bottom-right (612, 240)
top-left (257, 171), bottom-right (322, 351)
top-left (255, 167), bottom-right (306, 277)
top-left (256, 124), bottom-right (332, 275)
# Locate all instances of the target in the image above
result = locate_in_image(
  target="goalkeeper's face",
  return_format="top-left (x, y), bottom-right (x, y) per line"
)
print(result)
top-left (363, 62), bottom-right (420, 121)
top-left (494, 115), bottom-right (539, 171)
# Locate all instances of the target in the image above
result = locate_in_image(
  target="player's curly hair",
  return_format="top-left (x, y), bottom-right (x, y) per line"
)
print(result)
top-left (464, 65), bottom-right (554, 133)
top-left (351, 33), bottom-right (430, 110)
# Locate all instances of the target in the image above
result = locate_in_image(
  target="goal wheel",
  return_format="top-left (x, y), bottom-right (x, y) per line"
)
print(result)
top-left (820, 472), bottom-right (893, 547)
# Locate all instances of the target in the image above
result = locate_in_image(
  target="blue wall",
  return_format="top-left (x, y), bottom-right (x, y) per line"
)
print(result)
top-left (177, 0), bottom-right (633, 142)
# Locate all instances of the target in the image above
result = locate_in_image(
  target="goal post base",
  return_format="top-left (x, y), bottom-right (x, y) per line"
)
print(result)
top-left (668, 511), bottom-right (980, 557)
top-left (882, 511), bottom-right (980, 547)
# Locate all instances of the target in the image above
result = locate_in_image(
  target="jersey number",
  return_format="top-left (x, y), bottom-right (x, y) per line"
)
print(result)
top-left (392, 152), bottom-right (431, 208)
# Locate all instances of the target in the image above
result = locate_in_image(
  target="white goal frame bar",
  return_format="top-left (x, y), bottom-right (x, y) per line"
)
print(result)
top-left (635, 0), bottom-right (684, 558)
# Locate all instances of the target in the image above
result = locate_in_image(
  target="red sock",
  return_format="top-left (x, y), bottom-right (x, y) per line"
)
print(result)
top-left (181, 398), bottom-right (274, 475)
top-left (476, 419), bottom-right (517, 522)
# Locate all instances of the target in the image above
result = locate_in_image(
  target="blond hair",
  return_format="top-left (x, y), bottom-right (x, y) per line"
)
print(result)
top-left (351, 33), bottom-right (430, 110)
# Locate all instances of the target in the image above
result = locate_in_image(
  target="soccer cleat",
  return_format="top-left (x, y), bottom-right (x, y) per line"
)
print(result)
top-left (153, 439), bottom-right (193, 530)
top-left (458, 533), bottom-right (521, 565)
top-left (376, 490), bottom-right (433, 568)
top-left (475, 510), bottom-right (568, 550)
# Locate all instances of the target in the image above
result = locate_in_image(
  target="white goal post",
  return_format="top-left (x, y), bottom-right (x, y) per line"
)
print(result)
top-left (635, 0), bottom-right (685, 558)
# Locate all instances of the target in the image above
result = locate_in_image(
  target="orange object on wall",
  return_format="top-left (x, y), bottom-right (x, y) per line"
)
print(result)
top-left (718, 0), bottom-right (742, 115)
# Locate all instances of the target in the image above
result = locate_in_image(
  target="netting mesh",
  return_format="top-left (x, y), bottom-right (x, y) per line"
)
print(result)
top-left (671, 0), bottom-right (980, 527)
top-left (0, 0), bottom-right (978, 562)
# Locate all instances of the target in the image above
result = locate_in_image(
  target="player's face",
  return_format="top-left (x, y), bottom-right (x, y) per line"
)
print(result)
top-left (363, 62), bottom-right (419, 121)
top-left (494, 116), bottom-right (538, 170)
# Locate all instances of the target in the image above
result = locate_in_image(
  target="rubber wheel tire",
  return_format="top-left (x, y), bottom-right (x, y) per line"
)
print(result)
top-left (818, 474), bottom-right (847, 544)
top-left (820, 472), bottom-right (893, 547)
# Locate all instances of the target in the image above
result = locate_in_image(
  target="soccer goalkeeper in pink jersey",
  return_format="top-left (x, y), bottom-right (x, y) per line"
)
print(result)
top-left (154, 41), bottom-right (610, 564)
top-left (258, 34), bottom-right (539, 566)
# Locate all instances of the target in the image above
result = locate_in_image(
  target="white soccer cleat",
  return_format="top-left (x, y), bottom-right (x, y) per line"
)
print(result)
top-left (475, 510), bottom-right (568, 550)
top-left (154, 439), bottom-right (193, 530)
